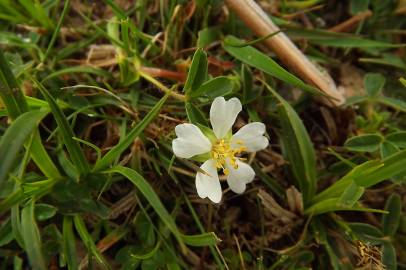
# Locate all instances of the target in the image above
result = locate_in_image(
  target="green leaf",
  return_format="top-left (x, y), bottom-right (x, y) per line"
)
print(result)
top-left (31, 77), bottom-right (90, 176)
top-left (0, 50), bottom-right (28, 118)
top-left (364, 73), bottom-right (385, 97)
top-left (104, 166), bottom-right (219, 251)
top-left (286, 29), bottom-right (404, 48)
top-left (0, 218), bottom-right (13, 247)
top-left (93, 93), bottom-right (169, 171)
top-left (105, 166), bottom-right (184, 245)
top-left (0, 110), bottom-right (47, 188)
top-left (338, 181), bottom-right (364, 207)
top-left (386, 131), bottom-right (406, 148)
top-left (183, 49), bottom-right (208, 95)
top-left (42, 0), bottom-right (70, 62)
top-left (266, 86), bottom-right (316, 205)
top-left (180, 232), bottom-right (220, 247)
top-left (380, 141), bottom-right (399, 159)
top-left (354, 149), bottom-right (406, 187)
top-left (344, 134), bottom-right (383, 152)
top-left (185, 102), bottom-right (208, 126)
top-left (382, 242), bottom-right (397, 270)
top-left (382, 194), bottom-right (401, 237)
top-left (359, 55), bottom-right (406, 70)
top-left (350, 0), bottom-right (369, 14)
top-left (42, 66), bottom-right (112, 82)
top-left (115, 246), bottom-right (140, 269)
top-left (35, 203), bottom-right (57, 221)
top-left (349, 222), bottom-right (384, 244)
top-left (241, 64), bottom-right (254, 102)
top-left (197, 27), bottom-right (220, 48)
top-left (312, 160), bottom-right (381, 203)
top-left (310, 219), bottom-right (342, 270)
top-left (304, 198), bottom-right (387, 216)
top-left (189, 76), bottom-right (234, 99)
top-left (18, 0), bottom-right (54, 29)
top-left (73, 215), bottom-right (111, 270)
top-left (21, 200), bottom-right (47, 270)
top-left (0, 51), bottom-right (60, 179)
top-left (63, 216), bottom-right (78, 270)
top-left (224, 35), bottom-right (322, 96)
top-left (378, 96), bottom-right (406, 112)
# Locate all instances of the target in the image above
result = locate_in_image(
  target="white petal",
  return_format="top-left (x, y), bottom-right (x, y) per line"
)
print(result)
top-left (226, 160), bottom-right (255, 194)
top-left (210, 97), bottom-right (242, 139)
top-left (195, 159), bottom-right (222, 203)
top-left (172, 124), bottom-right (211, 158)
top-left (231, 122), bottom-right (269, 152)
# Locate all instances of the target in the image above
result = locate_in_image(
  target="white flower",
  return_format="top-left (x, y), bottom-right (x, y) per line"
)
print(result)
top-left (172, 97), bottom-right (269, 203)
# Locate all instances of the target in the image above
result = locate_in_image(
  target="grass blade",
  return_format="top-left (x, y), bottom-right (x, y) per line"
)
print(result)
top-left (30, 76), bottom-right (90, 176)
top-left (266, 85), bottom-right (317, 205)
top-left (223, 35), bottom-right (323, 96)
top-left (73, 215), bottom-right (111, 270)
top-left (63, 216), bottom-right (78, 270)
top-left (105, 166), bottom-right (185, 250)
top-left (0, 50), bottom-right (28, 118)
top-left (42, 66), bottom-right (112, 82)
top-left (104, 166), bottom-right (220, 251)
top-left (42, 0), bottom-right (70, 62)
top-left (93, 92), bottom-right (169, 171)
top-left (0, 110), bottom-right (47, 188)
top-left (0, 51), bottom-right (60, 179)
top-left (21, 200), bottom-right (47, 270)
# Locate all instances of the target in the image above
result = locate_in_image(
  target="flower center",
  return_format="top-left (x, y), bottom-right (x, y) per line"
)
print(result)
top-left (210, 139), bottom-right (246, 175)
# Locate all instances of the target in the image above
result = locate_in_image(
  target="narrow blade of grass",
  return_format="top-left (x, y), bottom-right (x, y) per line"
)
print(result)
top-left (63, 216), bottom-right (78, 270)
top-left (94, 92), bottom-right (169, 171)
top-left (73, 215), bottom-right (111, 270)
top-left (21, 200), bottom-right (47, 270)
top-left (223, 35), bottom-right (324, 96)
top-left (0, 51), bottom-right (60, 179)
top-left (0, 110), bottom-right (47, 188)
top-left (30, 76), bottom-right (90, 176)
top-left (266, 85), bottom-right (317, 205)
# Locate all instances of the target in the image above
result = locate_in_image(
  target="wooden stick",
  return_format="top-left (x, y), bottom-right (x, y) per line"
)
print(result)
top-left (225, 0), bottom-right (345, 106)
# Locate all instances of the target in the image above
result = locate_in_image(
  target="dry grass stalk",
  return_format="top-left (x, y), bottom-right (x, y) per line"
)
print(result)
top-left (224, 0), bottom-right (345, 106)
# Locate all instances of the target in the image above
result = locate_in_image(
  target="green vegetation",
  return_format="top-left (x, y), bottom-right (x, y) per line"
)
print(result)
top-left (0, 0), bottom-right (405, 269)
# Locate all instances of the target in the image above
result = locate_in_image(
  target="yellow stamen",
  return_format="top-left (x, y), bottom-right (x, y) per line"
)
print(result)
top-left (210, 139), bottom-right (246, 175)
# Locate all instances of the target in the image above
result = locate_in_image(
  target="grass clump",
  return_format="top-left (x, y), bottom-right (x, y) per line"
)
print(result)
top-left (0, 0), bottom-right (406, 269)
